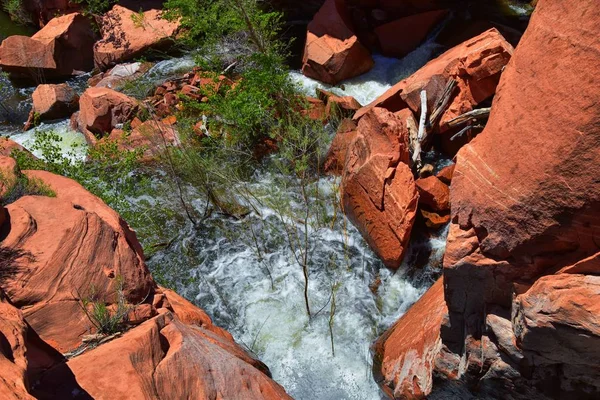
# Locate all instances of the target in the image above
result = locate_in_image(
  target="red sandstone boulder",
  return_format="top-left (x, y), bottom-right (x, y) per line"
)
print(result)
top-left (375, 9), bottom-right (448, 58)
top-left (323, 118), bottom-right (357, 175)
top-left (94, 5), bottom-right (181, 70)
top-left (415, 175), bottom-right (450, 212)
top-left (0, 171), bottom-right (154, 353)
top-left (36, 312), bottom-right (292, 399)
top-left (341, 107), bottom-right (418, 269)
top-left (317, 89), bottom-right (362, 119)
top-left (0, 13), bottom-right (95, 80)
top-left (0, 290), bottom-right (34, 400)
top-left (301, 0), bottom-right (374, 84)
top-left (513, 274), bottom-right (600, 370)
top-left (25, 84), bottom-right (79, 130)
top-left (77, 87), bottom-right (139, 143)
top-left (105, 120), bottom-right (179, 161)
top-left (373, 278), bottom-right (447, 399)
top-left (438, 0), bottom-right (600, 395)
top-left (436, 164), bottom-right (454, 185)
top-left (354, 28), bottom-right (513, 133)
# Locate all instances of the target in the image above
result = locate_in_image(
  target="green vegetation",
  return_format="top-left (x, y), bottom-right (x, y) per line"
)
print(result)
top-left (0, 168), bottom-right (55, 206)
top-left (72, 0), bottom-right (117, 16)
top-left (2, 0), bottom-right (30, 25)
top-left (79, 276), bottom-right (130, 335)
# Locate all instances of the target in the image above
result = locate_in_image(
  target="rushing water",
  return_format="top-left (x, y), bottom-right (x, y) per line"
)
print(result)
top-left (4, 38), bottom-right (449, 398)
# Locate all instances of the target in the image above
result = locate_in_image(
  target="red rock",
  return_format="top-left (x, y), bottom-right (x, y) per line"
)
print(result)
top-left (160, 288), bottom-right (233, 341)
top-left (341, 107), bottom-right (418, 269)
top-left (420, 209), bottom-right (450, 229)
top-left (415, 175), bottom-right (450, 212)
top-left (94, 5), bottom-right (181, 70)
top-left (77, 87), bottom-right (139, 144)
top-left (0, 138), bottom-right (26, 158)
top-left (25, 84), bottom-right (79, 129)
top-left (0, 171), bottom-right (154, 353)
top-left (375, 10), bottom-right (448, 58)
top-left (0, 289), bottom-right (35, 400)
top-left (0, 13), bottom-right (95, 80)
top-left (440, 0), bottom-right (600, 393)
top-left (36, 313), bottom-right (292, 399)
top-left (354, 28), bottom-right (513, 133)
top-left (302, 96), bottom-right (327, 121)
top-left (105, 120), bottom-right (179, 161)
top-left (436, 164), bottom-right (454, 185)
top-left (317, 89), bottom-right (362, 119)
top-left (0, 156), bottom-right (18, 199)
top-left (301, 0), bottom-right (374, 84)
top-left (127, 304), bottom-right (157, 325)
top-left (323, 118), bottom-right (357, 175)
top-left (513, 274), bottom-right (600, 369)
top-left (373, 278), bottom-right (447, 399)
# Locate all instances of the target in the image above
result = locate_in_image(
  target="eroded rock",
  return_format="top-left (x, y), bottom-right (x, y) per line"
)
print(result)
top-left (301, 0), bottom-right (374, 84)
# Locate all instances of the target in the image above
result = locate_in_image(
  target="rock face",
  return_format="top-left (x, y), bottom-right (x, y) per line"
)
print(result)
top-left (371, 0), bottom-right (600, 398)
top-left (415, 176), bottom-right (449, 212)
top-left (323, 119), bottom-right (357, 175)
top-left (354, 28), bottom-right (513, 132)
top-left (0, 13), bottom-right (95, 81)
top-left (0, 290), bottom-right (34, 400)
top-left (513, 274), bottom-right (600, 374)
top-left (341, 107), bottom-right (418, 269)
top-left (301, 0), bottom-right (374, 84)
top-left (77, 87), bottom-right (139, 143)
top-left (445, 0), bottom-right (600, 341)
top-left (375, 9), bottom-right (448, 58)
top-left (36, 312), bottom-right (292, 400)
top-left (373, 278), bottom-right (447, 399)
top-left (22, 0), bottom-right (80, 27)
top-left (0, 167), bottom-right (291, 399)
top-left (94, 5), bottom-right (181, 70)
top-left (1, 170), bottom-right (154, 353)
top-left (25, 84), bottom-right (79, 129)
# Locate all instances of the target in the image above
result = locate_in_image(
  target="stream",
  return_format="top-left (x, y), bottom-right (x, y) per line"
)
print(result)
top-left (1, 31), bottom-right (450, 399)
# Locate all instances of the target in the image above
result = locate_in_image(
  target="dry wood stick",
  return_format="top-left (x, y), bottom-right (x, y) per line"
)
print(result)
top-left (447, 107), bottom-right (491, 128)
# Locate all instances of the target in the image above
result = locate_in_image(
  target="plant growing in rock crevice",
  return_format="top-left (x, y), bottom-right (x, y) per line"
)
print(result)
top-left (78, 276), bottom-right (130, 335)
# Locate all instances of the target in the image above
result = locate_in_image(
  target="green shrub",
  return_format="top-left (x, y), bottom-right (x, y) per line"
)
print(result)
top-left (79, 276), bottom-right (130, 335)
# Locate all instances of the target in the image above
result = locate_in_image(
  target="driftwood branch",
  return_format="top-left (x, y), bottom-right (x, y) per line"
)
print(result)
top-left (413, 90), bottom-right (428, 166)
top-left (450, 124), bottom-right (485, 141)
top-left (447, 107), bottom-right (491, 128)
top-left (429, 78), bottom-right (457, 127)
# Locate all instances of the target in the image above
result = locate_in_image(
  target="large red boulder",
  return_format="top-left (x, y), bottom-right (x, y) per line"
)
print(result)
top-left (0, 13), bottom-right (95, 81)
top-left (94, 5), bottom-right (181, 70)
top-left (0, 171), bottom-right (155, 353)
top-left (25, 83), bottom-right (79, 129)
top-left (77, 87), bottom-right (139, 143)
top-left (437, 0), bottom-right (600, 395)
top-left (354, 28), bottom-right (513, 133)
top-left (301, 0), bottom-right (374, 84)
top-left (341, 107), bottom-right (418, 269)
top-left (415, 175), bottom-right (450, 212)
top-left (372, 278), bottom-right (447, 399)
top-left (35, 312), bottom-right (292, 399)
top-left (375, 9), bottom-right (448, 58)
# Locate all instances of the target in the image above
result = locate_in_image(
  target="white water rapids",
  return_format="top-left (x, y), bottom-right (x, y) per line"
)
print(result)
top-left (3, 42), bottom-right (450, 399)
